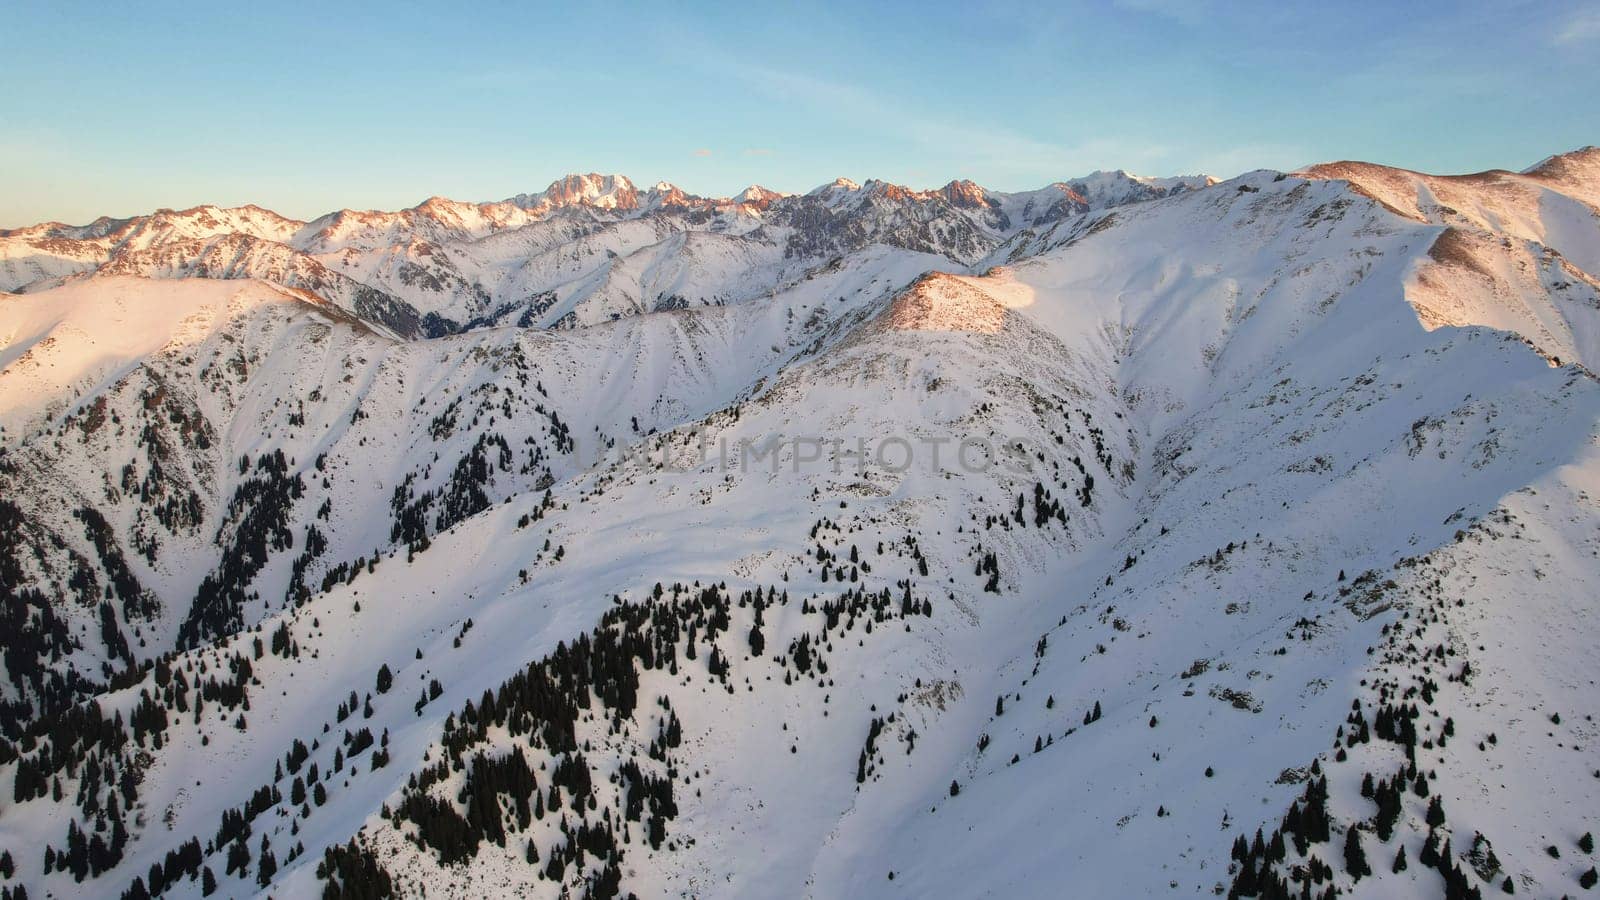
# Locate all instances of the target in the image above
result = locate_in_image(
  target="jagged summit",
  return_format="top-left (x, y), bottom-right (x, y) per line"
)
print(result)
top-left (939, 179), bottom-right (989, 208)
top-left (734, 184), bottom-right (786, 205)
top-left (505, 172), bottom-right (641, 211)
top-left (809, 176), bottom-right (862, 196)
top-left (1053, 169), bottom-right (1215, 208)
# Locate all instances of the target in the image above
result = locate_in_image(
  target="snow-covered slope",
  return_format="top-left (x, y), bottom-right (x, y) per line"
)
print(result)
top-left (0, 148), bottom-right (1597, 900)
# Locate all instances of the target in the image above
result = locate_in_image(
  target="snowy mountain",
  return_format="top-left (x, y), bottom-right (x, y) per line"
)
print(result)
top-left (0, 168), bottom-right (1209, 338)
top-left (0, 148), bottom-right (1598, 900)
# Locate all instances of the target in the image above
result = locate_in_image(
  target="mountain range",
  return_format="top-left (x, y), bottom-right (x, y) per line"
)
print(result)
top-left (0, 169), bottom-right (1213, 337)
top-left (0, 147), bottom-right (1598, 899)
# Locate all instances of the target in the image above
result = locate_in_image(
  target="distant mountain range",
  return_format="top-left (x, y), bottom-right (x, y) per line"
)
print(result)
top-left (1, 169), bottom-right (1213, 336)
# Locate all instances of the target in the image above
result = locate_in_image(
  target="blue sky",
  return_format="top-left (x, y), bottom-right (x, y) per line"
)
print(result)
top-left (3, 0), bottom-right (1597, 227)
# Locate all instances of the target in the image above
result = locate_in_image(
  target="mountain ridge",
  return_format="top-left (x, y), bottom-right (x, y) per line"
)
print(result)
top-left (11, 148), bottom-right (1593, 241)
top-left (0, 163), bottom-right (1228, 340)
top-left (3, 166), bottom-right (1224, 241)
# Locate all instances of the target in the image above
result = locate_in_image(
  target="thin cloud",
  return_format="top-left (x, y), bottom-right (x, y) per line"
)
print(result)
top-left (1112, 0), bottom-right (1212, 27)
top-left (743, 148), bottom-right (775, 156)
top-left (699, 57), bottom-right (1169, 181)
top-left (693, 148), bottom-right (713, 157)
top-left (1554, 8), bottom-right (1600, 43)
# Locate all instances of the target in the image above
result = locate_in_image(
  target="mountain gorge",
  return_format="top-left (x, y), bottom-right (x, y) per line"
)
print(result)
top-left (0, 148), bottom-right (1598, 899)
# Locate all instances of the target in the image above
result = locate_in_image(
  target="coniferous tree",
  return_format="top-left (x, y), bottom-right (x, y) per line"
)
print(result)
top-left (257, 849), bottom-right (277, 886)
top-left (1343, 825), bottom-right (1371, 881)
top-left (1426, 796), bottom-right (1446, 829)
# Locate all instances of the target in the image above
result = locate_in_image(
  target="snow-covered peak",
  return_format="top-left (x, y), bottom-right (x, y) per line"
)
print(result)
top-left (735, 185), bottom-right (785, 205)
top-left (641, 181), bottom-right (706, 211)
top-left (808, 177), bottom-right (861, 196)
top-left (1059, 169), bottom-right (1215, 208)
top-left (939, 179), bottom-right (989, 209)
top-left (1520, 144), bottom-right (1600, 177)
top-left (121, 203), bottom-right (305, 248)
top-left (509, 173), bottom-right (640, 212)
top-left (1520, 145), bottom-right (1600, 208)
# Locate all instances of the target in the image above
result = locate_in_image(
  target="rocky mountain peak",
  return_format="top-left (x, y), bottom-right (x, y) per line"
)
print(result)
top-left (510, 173), bottom-right (640, 212)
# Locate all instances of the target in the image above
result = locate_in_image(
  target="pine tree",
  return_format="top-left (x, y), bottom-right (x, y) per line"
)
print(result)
top-left (1393, 845), bottom-right (1407, 873)
top-left (1344, 825), bottom-right (1371, 880)
top-left (1417, 831), bottom-right (1441, 869)
top-left (1426, 796), bottom-right (1446, 828)
top-left (376, 664), bottom-right (393, 694)
top-left (949, 780), bottom-right (960, 797)
top-left (257, 849), bottom-right (277, 887)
